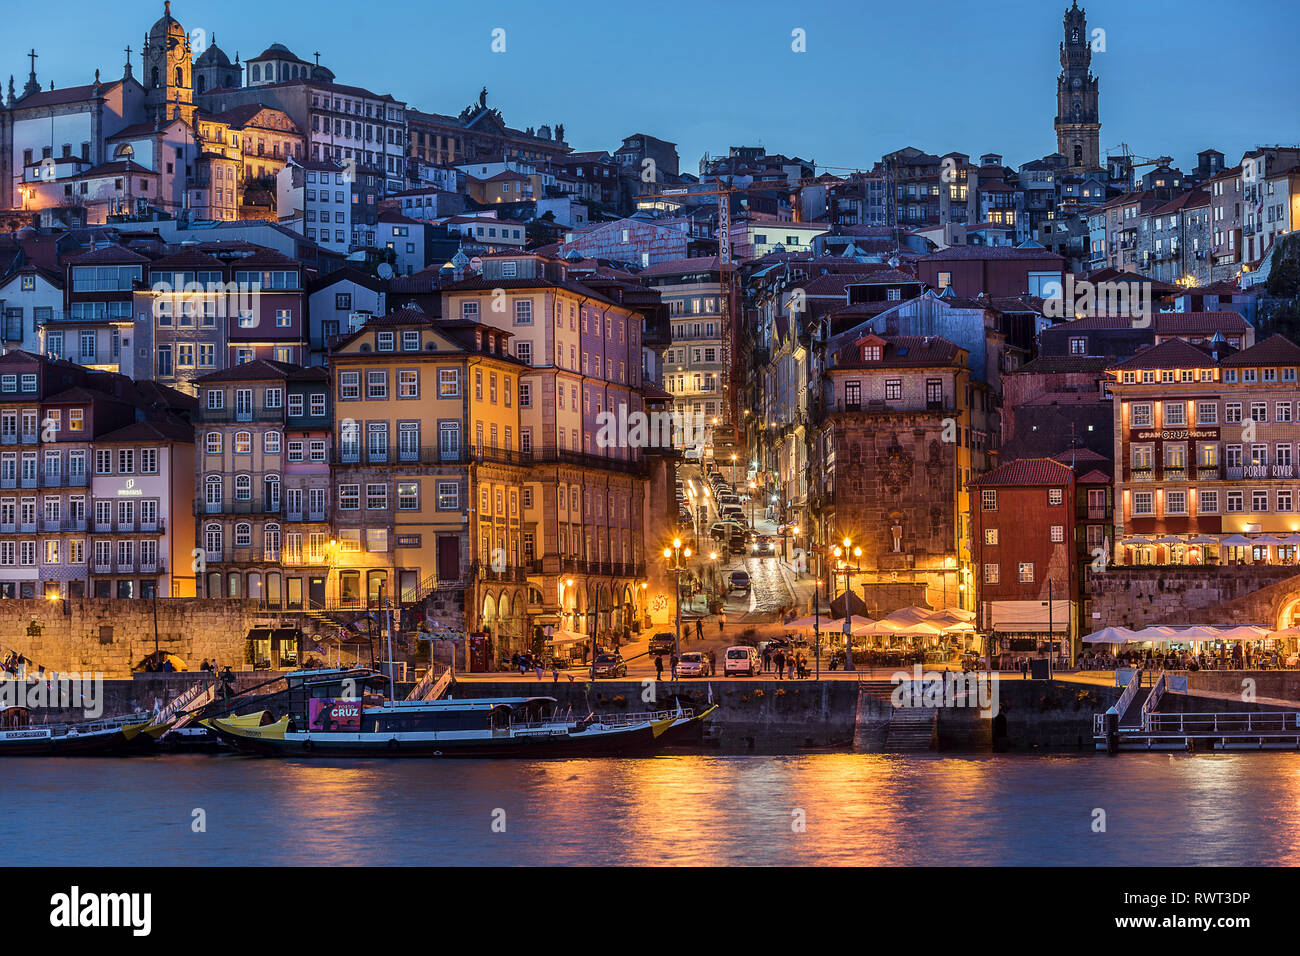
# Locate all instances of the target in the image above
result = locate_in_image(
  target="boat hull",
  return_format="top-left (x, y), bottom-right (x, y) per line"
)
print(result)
top-left (208, 716), bottom-right (676, 758)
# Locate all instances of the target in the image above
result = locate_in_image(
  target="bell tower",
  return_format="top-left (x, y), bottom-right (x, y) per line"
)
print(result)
top-left (142, 1), bottom-right (195, 126)
top-left (1055, 1), bottom-right (1100, 174)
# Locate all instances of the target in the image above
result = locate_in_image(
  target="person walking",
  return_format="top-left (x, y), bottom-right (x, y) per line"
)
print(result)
top-left (773, 649), bottom-right (785, 680)
top-left (718, 611), bottom-right (726, 634)
top-left (670, 652), bottom-right (679, 681)
top-left (762, 646), bottom-right (772, 673)
top-left (695, 619), bottom-right (703, 642)
top-left (654, 655), bottom-right (664, 681)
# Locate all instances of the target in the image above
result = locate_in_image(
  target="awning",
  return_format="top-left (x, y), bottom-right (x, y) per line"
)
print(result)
top-left (246, 628), bottom-right (272, 642)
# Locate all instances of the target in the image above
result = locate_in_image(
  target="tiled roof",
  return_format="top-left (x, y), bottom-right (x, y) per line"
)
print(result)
top-left (1219, 333), bottom-right (1300, 367)
top-left (1055, 311), bottom-right (1248, 332)
top-left (148, 248), bottom-right (226, 270)
top-left (96, 419), bottom-right (195, 444)
top-left (1111, 338), bottom-right (1220, 371)
top-left (831, 334), bottom-right (963, 369)
top-left (967, 457), bottom-right (1074, 487)
top-left (918, 246), bottom-right (1064, 262)
top-left (1052, 446), bottom-right (1109, 464)
top-left (1075, 468), bottom-right (1112, 485)
top-left (66, 243), bottom-right (151, 265)
top-left (1014, 356), bottom-right (1110, 374)
top-left (15, 80), bottom-right (122, 110)
top-left (194, 360), bottom-right (327, 384)
top-left (637, 256), bottom-right (720, 276)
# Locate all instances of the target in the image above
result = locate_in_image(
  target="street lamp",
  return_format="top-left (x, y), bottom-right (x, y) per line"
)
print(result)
top-left (831, 537), bottom-right (862, 671)
top-left (730, 453), bottom-right (738, 486)
top-left (747, 480), bottom-right (757, 529)
top-left (663, 538), bottom-right (692, 661)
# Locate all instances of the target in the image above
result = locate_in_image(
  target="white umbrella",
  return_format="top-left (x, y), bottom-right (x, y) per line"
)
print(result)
top-left (1154, 535), bottom-right (1184, 544)
top-left (1221, 534), bottom-right (1253, 546)
top-left (1082, 625), bottom-right (1136, 644)
top-left (1127, 625), bottom-right (1182, 643)
top-left (1187, 535), bottom-right (1219, 544)
top-left (893, 620), bottom-right (944, 637)
top-left (1218, 625), bottom-right (1270, 642)
top-left (1254, 534), bottom-right (1285, 545)
top-left (1120, 536), bottom-right (1148, 546)
top-left (786, 614), bottom-right (840, 631)
top-left (1270, 626), bottom-right (1300, 638)
top-left (1280, 534), bottom-right (1300, 545)
top-left (939, 620), bottom-right (977, 634)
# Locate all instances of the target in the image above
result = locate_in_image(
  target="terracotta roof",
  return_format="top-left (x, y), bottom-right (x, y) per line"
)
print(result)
top-left (96, 419), bottom-right (194, 444)
top-left (967, 457), bottom-right (1074, 487)
top-left (1052, 446), bottom-right (1109, 464)
top-left (66, 243), bottom-right (151, 265)
top-left (148, 248), bottom-right (226, 270)
top-left (1014, 356), bottom-right (1110, 374)
top-left (637, 256), bottom-right (720, 276)
top-left (1111, 338), bottom-right (1220, 371)
top-left (206, 104), bottom-right (298, 131)
top-left (194, 360), bottom-right (327, 384)
top-left (15, 80), bottom-right (123, 110)
top-left (1075, 468), bottom-right (1112, 485)
top-left (1056, 311), bottom-right (1248, 333)
top-left (918, 246), bottom-right (1064, 262)
top-left (830, 334), bottom-right (963, 369)
top-left (1219, 333), bottom-right (1300, 367)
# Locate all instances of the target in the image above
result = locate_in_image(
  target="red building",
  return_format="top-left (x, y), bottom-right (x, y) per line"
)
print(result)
top-left (969, 457), bottom-right (1078, 664)
top-left (916, 246), bottom-right (1065, 299)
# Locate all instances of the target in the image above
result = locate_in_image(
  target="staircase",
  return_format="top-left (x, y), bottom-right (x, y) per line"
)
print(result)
top-left (857, 679), bottom-right (937, 751)
top-left (884, 706), bottom-right (937, 751)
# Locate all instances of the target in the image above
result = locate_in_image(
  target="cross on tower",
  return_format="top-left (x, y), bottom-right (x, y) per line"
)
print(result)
top-left (124, 45), bottom-right (133, 67)
top-left (27, 49), bottom-right (37, 76)
top-left (313, 51), bottom-right (321, 66)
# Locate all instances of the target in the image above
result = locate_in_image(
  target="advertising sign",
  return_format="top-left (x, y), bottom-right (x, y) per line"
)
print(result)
top-left (308, 698), bottom-right (362, 732)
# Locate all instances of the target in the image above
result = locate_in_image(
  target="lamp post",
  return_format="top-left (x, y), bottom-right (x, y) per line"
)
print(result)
top-left (747, 480), bottom-right (757, 530)
top-left (663, 538), bottom-right (692, 661)
top-left (730, 453), bottom-right (738, 487)
top-left (832, 537), bottom-right (862, 672)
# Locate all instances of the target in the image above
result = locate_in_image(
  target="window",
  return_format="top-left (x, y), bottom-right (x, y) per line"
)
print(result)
top-left (1133, 491), bottom-right (1154, 516)
top-left (338, 484), bottom-right (360, 510)
top-left (983, 563), bottom-right (999, 584)
top-left (366, 483), bottom-right (388, 509)
top-left (398, 370), bottom-right (419, 398)
top-left (264, 432), bottom-right (282, 454)
top-left (514, 300), bottom-right (532, 325)
top-left (1050, 525), bottom-right (1064, 542)
top-left (1252, 489), bottom-right (1269, 512)
top-left (984, 529), bottom-right (998, 545)
top-left (1165, 491), bottom-right (1187, 515)
top-left (1164, 402), bottom-right (1186, 427)
top-left (1199, 490), bottom-right (1219, 514)
top-left (340, 372), bottom-right (360, 400)
top-left (367, 371), bottom-right (387, 399)
top-left (1048, 488), bottom-right (1063, 506)
top-left (981, 489), bottom-right (997, 511)
top-left (1196, 401), bottom-right (1217, 425)
top-left (1018, 562), bottom-right (1034, 583)
top-left (1225, 491), bottom-right (1244, 513)
top-left (234, 432), bottom-right (252, 455)
top-left (437, 481), bottom-right (459, 509)
top-left (1130, 403), bottom-right (1153, 427)
top-left (884, 380), bottom-right (902, 401)
top-left (397, 481), bottom-right (419, 510)
top-left (205, 433), bottom-right (222, 455)
top-left (438, 369), bottom-right (459, 397)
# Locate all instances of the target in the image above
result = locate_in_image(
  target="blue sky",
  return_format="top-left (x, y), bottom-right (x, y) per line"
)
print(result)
top-left (9, 0), bottom-right (1298, 175)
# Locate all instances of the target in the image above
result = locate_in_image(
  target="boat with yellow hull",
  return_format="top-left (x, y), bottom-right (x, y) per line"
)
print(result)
top-left (205, 697), bottom-right (711, 758)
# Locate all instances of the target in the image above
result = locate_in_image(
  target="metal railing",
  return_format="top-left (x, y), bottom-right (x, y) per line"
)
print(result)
top-left (1112, 668), bottom-right (1143, 721)
top-left (1139, 671), bottom-right (1167, 727)
top-left (1142, 712), bottom-right (1299, 734)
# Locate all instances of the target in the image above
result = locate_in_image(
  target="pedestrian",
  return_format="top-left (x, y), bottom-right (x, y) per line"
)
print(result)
top-left (654, 655), bottom-right (664, 681)
top-left (695, 619), bottom-right (703, 642)
top-left (787, 655), bottom-right (796, 680)
top-left (670, 652), bottom-right (678, 681)
top-left (552, 666), bottom-right (559, 683)
top-left (774, 650), bottom-right (785, 680)
top-left (718, 611), bottom-right (726, 634)
top-left (511, 653), bottom-right (520, 671)
top-left (762, 647), bottom-right (771, 673)
top-left (535, 663), bottom-right (543, 680)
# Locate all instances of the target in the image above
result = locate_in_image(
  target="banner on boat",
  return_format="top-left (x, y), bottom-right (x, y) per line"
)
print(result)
top-left (308, 698), bottom-right (362, 731)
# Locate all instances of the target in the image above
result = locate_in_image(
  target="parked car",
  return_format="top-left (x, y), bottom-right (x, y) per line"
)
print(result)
top-left (723, 645), bottom-right (761, 676)
top-left (648, 632), bottom-right (676, 656)
top-left (729, 532), bottom-right (747, 554)
top-left (728, 570), bottom-right (751, 592)
top-left (592, 653), bottom-right (628, 678)
top-left (678, 651), bottom-right (712, 678)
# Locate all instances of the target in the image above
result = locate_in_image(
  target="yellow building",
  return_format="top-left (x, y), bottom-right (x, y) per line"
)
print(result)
top-left (328, 306), bottom-right (528, 650)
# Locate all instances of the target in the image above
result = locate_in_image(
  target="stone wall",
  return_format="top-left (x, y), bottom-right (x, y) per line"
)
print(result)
top-left (0, 599), bottom-right (270, 678)
top-left (1086, 566), bottom-right (1300, 629)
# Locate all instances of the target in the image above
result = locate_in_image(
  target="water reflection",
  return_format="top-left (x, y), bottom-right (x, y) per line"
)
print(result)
top-left (4, 752), bottom-right (1300, 866)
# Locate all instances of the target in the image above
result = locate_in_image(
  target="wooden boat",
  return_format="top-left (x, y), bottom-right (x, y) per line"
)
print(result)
top-left (0, 706), bottom-right (157, 756)
top-left (204, 696), bottom-right (712, 758)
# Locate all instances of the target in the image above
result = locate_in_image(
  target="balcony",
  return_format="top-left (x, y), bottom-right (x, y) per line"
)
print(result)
top-left (1162, 467), bottom-right (1186, 482)
top-left (1196, 466), bottom-right (1222, 480)
top-left (1227, 465), bottom-right (1271, 480)
top-left (1131, 467), bottom-right (1154, 482)
top-left (1273, 464), bottom-right (1294, 479)
top-left (195, 409), bottom-right (286, 424)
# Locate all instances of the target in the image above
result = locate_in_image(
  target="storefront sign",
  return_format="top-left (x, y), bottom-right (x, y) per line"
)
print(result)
top-left (308, 698), bottom-right (362, 731)
top-left (1133, 428), bottom-right (1218, 441)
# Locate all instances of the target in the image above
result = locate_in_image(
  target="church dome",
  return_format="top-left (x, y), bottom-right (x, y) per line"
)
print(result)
top-left (148, 2), bottom-right (187, 44)
top-left (196, 39), bottom-right (231, 67)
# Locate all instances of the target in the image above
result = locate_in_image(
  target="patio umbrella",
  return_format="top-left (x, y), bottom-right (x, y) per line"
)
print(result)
top-left (1082, 625), bottom-right (1136, 644)
top-left (1269, 626), bottom-right (1300, 639)
top-left (1187, 535), bottom-right (1219, 544)
top-left (1154, 535), bottom-right (1184, 544)
top-left (881, 606), bottom-right (936, 627)
top-left (1221, 534), bottom-right (1254, 546)
top-left (1280, 534), bottom-right (1300, 545)
top-left (786, 614), bottom-right (840, 630)
top-left (939, 620), bottom-right (977, 634)
top-left (1126, 625), bottom-right (1181, 643)
top-left (894, 620), bottom-right (944, 637)
top-left (1254, 534), bottom-right (1286, 545)
top-left (1119, 536), bottom-right (1148, 546)
top-left (1218, 625), bottom-right (1270, 642)
top-left (841, 615), bottom-right (875, 633)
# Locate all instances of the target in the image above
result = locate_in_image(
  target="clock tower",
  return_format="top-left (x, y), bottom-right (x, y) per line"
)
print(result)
top-left (1055, 1), bottom-right (1100, 174)
top-left (142, 1), bottom-right (195, 127)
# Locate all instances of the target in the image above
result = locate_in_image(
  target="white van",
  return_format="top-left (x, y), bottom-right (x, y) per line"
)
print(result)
top-left (723, 645), bottom-right (760, 677)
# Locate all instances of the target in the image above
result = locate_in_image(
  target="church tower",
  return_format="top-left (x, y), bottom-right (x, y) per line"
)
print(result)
top-left (141, 1), bottom-right (195, 126)
top-left (1055, 1), bottom-right (1100, 174)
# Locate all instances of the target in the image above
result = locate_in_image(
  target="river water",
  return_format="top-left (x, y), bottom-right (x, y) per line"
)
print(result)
top-left (6, 752), bottom-right (1298, 866)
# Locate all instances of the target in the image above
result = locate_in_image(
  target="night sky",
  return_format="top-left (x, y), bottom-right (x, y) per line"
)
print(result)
top-left (8, 0), bottom-right (1298, 175)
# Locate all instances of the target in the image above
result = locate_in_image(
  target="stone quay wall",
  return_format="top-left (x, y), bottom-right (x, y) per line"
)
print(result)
top-left (0, 599), bottom-right (270, 678)
top-left (1086, 567), bottom-right (1300, 629)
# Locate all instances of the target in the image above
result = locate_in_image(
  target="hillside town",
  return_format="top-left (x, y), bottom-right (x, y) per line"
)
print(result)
top-left (0, 0), bottom-right (1299, 683)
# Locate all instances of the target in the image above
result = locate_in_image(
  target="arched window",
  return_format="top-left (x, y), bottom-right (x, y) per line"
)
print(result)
top-left (205, 571), bottom-right (222, 597)
top-left (234, 431), bottom-right (252, 454)
top-left (175, 67), bottom-right (183, 87)
top-left (264, 475), bottom-right (280, 511)
top-left (247, 572), bottom-right (263, 599)
top-left (235, 474), bottom-right (252, 500)
top-left (1074, 144), bottom-right (1083, 166)
top-left (151, 67), bottom-right (160, 88)
top-left (234, 522), bottom-right (251, 546)
top-left (205, 432), bottom-right (221, 454)
top-left (266, 572), bottom-right (282, 608)
top-left (197, 75), bottom-right (205, 94)
top-left (264, 523), bottom-right (281, 560)
top-left (251, 64), bottom-right (260, 82)
top-left (227, 574), bottom-right (241, 597)
top-left (205, 475), bottom-right (222, 508)
top-left (204, 522), bottom-right (222, 558)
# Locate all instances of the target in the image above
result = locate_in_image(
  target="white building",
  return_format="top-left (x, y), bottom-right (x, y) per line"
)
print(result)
top-left (276, 158), bottom-right (352, 252)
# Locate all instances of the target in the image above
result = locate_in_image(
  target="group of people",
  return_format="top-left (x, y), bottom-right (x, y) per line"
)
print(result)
top-left (1078, 645), bottom-right (1290, 671)
top-left (763, 645), bottom-right (810, 679)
